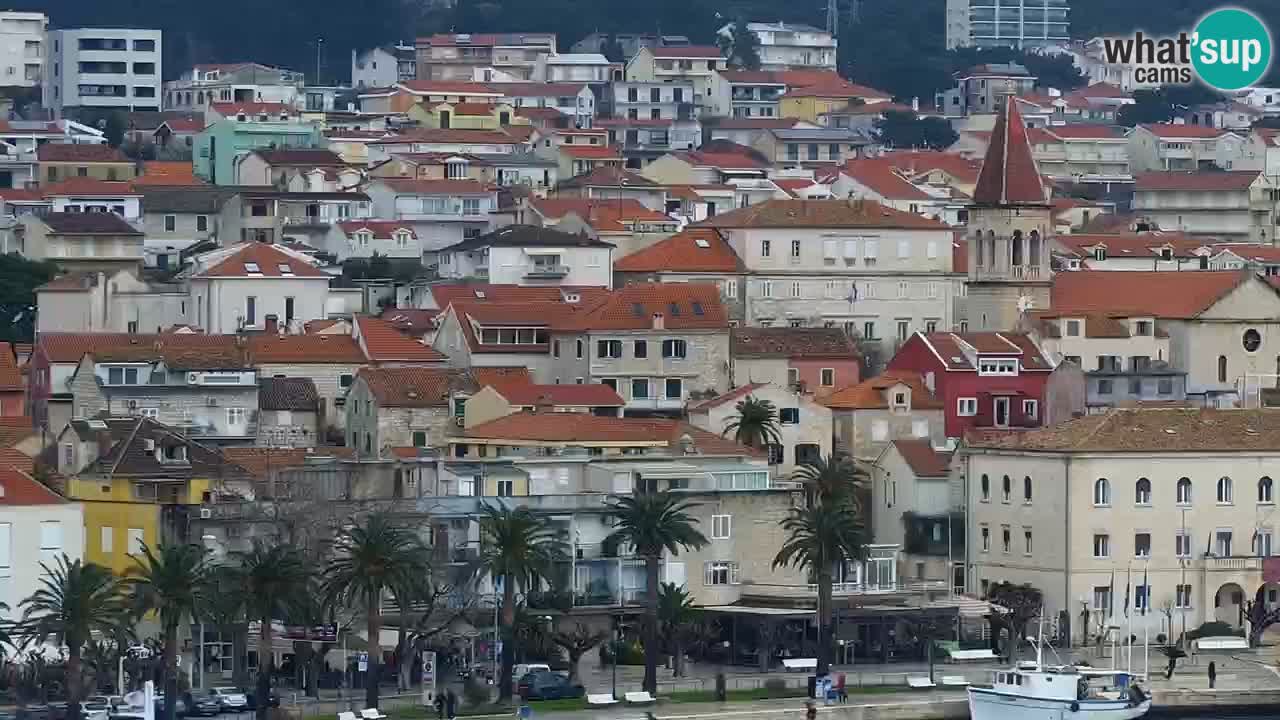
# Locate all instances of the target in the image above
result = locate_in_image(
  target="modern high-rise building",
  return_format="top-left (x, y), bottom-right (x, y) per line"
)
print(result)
top-left (43, 28), bottom-right (162, 117)
top-left (946, 0), bottom-right (1069, 50)
top-left (0, 12), bottom-right (47, 88)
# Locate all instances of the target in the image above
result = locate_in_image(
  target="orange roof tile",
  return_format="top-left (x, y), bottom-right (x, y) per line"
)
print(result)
top-left (470, 366), bottom-right (533, 392)
top-left (559, 144), bottom-right (622, 159)
top-left (358, 366), bottom-right (459, 407)
top-left (0, 342), bottom-right (21, 390)
top-left (355, 316), bottom-right (448, 362)
top-left (36, 333), bottom-right (238, 364)
top-left (614, 227), bottom-right (743, 273)
top-left (42, 178), bottom-right (140, 197)
top-left (556, 283), bottom-right (726, 331)
top-left (0, 465), bottom-right (65, 505)
top-left (132, 161), bottom-right (206, 187)
top-left (192, 242), bottom-right (329, 279)
top-left (892, 438), bottom-right (951, 476)
top-left (462, 413), bottom-right (756, 455)
top-left (973, 100), bottom-right (1045, 205)
top-left (498, 383), bottom-right (624, 406)
top-left (338, 220), bottom-right (416, 240)
top-left (821, 371), bottom-right (943, 410)
top-left (1050, 270), bottom-right (1253, 318)
top-left (37, 144), bottom-right (128, 163)
top-left (881, 150), bottom-right (981, 184)
top-left (1140, 123), bottom-right (1229, 139)
top-left (839, 158), bottom-right (933, 201)
top-left (1135, 171), bottom-right (1260, 191)
top-left (222, 446), bottom-right (354, 479)
top-left (248, 334), bottom-right (366, 364)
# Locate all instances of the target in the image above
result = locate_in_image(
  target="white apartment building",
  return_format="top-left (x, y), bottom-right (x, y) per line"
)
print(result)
top-left (945, 0), bottom-right (1070, 50)
top-left (1133, 170), bottom-right (1280, 243)
top-left (966, 408), bottom-right (1280, 642)
top-left (164, 62), bottom-right (304, 112)
top-left (0, 11), bottom-right (46, 88)
top-left (1127, 124), bottom-right (1246, 173)
top-left (437, 224), bottom-right (613, 287)
top-left (0, 468), bottom-right (84, 618)
top-left (1029, 125), bottom-right (1131, 184)
top-left (533, 53), bottom-right (612, 84)
top-left (716, 22), bottom-right (836, 71)
top-left (44, 28), bottom-right (162, 117)
top-left (625, 46), bottom-right (730, 118)
top-left (699, 199), bottom-right (962, 360)
top-left (351, 44), bottom-right (416, 89)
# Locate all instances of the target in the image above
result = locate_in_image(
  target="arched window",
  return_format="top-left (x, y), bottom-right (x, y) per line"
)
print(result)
top-left (1260, 476), bottom-right (1274, 504)
top-left (1135, 477), bottom-right (1151, 505)
top-left (1094, 478), bottom-right (1110, 506)
top-left (1218, 355), bottom-right (1228, 383)
top-left (1002, 474), bottom-right (1011, 502)
top-left (1011, 229), bottom-right (1024, 266)
top-left (197, 90), bottom-right (205, 105)
top-left (1177, 477), bottom-right (1192, 505)
top-left (1028, 230), bottom-right (1041, 266)
top-left (975, 232), bottom-right (985, 267)
top-left (1024, 475), bottom-right (1032, 502)
top-left (1217, 476), bottom-right (1233, 504)
top-left (981, 474), bottom-right (990, 501)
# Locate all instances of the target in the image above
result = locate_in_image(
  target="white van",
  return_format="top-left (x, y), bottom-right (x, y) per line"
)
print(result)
top-left (513, 663), bottom-right (551, 679)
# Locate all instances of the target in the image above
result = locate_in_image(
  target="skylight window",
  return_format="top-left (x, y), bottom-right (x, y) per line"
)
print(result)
top-left (474, 290), bottom-right (487, 299)
top-left (692, 301), bottom-right (704, 316)
top-left (694, 238), bottom-right (711, 248)
top-left (244, 262), bottom-right (262, 274)
top-left (278, 263), bottom-right (294, 276)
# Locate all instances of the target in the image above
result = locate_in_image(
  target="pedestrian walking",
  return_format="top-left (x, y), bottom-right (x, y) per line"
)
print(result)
top-left (1207, 661), bottom-right (1216, 689)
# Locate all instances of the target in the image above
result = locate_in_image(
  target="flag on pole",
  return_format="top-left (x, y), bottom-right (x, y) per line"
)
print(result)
top-left (1141, 566), bottom-right (1149, 616)
top-left (1123, 566), bottom-right (1131, 618)
top-left (1108, 570), bottom-right (1115, 620)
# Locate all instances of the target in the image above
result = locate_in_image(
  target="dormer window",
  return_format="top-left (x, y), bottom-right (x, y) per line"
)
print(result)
top-left (393, 230), bottom-right (411, 248)
top-left (1064, 319), bottom-right (1082, 337)
top-left (1093, 246), bottom-right (1107, 261)
top-left (236, 113), bottom-right (247, 122)
top-left (978, 358), bottom-right (1019, 376)
top-left (1160, 247), bottom-right (1174, 261)
top-left (158, 444), bottom-right (188, 464)
top-left (1134, 319), bottom-right (1154, 336)
top-left (892, 391), bottom-right (908, 409)
top-left (354, 230), bottom-right (372, 247)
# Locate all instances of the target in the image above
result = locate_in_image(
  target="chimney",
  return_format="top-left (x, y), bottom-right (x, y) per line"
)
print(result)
top-left (652, 312), bottom-right (665, 330)
top-left (264, 314), bottom-right (279, 335)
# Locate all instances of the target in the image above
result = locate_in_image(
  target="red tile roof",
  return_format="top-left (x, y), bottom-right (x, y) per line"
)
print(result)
top-left (254, 148), bottom-right (346, 166)
top-left (42, 178), bottom-right (140, 197)
top-left (1050, 270), bottom-right (1253, 318)
top-left (248, 334), bottom-right (366, 364)
top-left (614, 227), bottom-right (743, 273)
top-left (556, 283), bottom-right (727, 331)
top-left (1214, 243), bottom-right (1280, 262)
top-left (338, 220), bottom-right (417, 239)
top-left (687, 383), bottom-right (768, 413)
top-left (355, 316), bottom-right (447, 362)
top-left (379, 308), bottom-right (440, 334)
top-left (973, 100), bottom-right (1045, 206)
top-left (1135, 171), bottom-right (1260, 191)
top-left (36, 144), bottom-right (128, 163)
top-left (821, 371), bottom-right (942, 410)
top-left (36, 333), bottom-right (240, 365)
top-left (222, 446), bottom-right (354, 479)
top-left (881, 151), bottom-right (981, 184)
top-left (0, 187), bottom-right (47, 202)
top-left (372, 128), bottom-right (519, 145)
top-left (515, 106), bottom-right (567, 120)
top-left (699, 198), bottom-right (949, 230)
top-left (892, 439), bottom-right (951, 476)
top-left (651, 46), bottom-right (724, 58)
top-left (1140, 123), bottom-right (1229, 139)
top-left (1055, 232), bottom-right (1206, 259)
top-left (672, 149), bottom-right (767, 170)
top-left (358, 366), bottom-right (459, 407)
top-left (0, 466), bottom-right (66, 505)
top-left (132, 161), bottom-right (205, 187)
top-left (498, 383), bottom-right (624, 406)
top-left (470, 366), bottom-right (533, 392)
top-left (529, 197), bottom-right (667, 224)
top-left (192, 242), bottom-right (330, 279)
top-left (558, 144), bottom-right (622, 159)
top-left (839, 158), bottom-right (933, 200)
top-left (1074, 82), bottom-right (1127, 99)
top-left (0, 343), bottom-right (20, 391)
top-left (732, 327), bottom-right (859, 359)
top-left (910, 332), bottom-right (1053, 372)
top-left (487, 82), bottom-right (589, 97)
top-left (429, 283), bottom-right (588, 307)
top-left (158, 116), bottom-right (205, 133)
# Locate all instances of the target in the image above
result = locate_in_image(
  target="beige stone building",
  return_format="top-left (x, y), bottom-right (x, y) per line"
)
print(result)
top-left (688, 382), bottom-right (832, 473)
top-left (965, 408), bottom-right (1280, 644)
top-left (872, 439), bottom-right (961, 590)
top-left (822, 372), bottom-right (946, 462)
top-left (345, 367), bottom-right (468, 456)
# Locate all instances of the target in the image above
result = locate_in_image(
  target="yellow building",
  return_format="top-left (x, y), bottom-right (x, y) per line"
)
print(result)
top-left (779, 84), bottom-right (892, 123)
top-left (56, 417), bottom-right (235, 575)
top-left (408, 101), bottom-right (522, 130)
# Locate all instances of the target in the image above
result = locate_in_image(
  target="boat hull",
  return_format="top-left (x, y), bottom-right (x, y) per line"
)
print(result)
top-left (968, 688), bottom-right (1151, 720)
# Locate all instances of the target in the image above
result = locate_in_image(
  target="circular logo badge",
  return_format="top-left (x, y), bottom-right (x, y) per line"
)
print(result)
top-left (1192, 8), bottom-right (1272, 91)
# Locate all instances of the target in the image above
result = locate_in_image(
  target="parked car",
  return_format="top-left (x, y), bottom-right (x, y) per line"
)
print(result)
top-left (517, 671), bottom-right (584, 701)
top-left (209, 688), bottom-right (247, 712)
top-left (183, 693), bottom-right (221, 718)
top-left (511, 663), bottom-right (550, 680)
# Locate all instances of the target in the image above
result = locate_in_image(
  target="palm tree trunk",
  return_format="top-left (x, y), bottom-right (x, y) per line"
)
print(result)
top-left (256, 616), bottom-right (273, 720)
top-left (163, 620), bottom-right (179, 720)
top-left (643, 554), bottom-right (659, 694)
top-left (67, 644), bottom-right (83, 720)
top-left (817, 571), bottom-right (833, 676)
top-left (498, 577), bottom-right (515, 703)
top-left (397, 621), bottom-right (410, 692)
top-left (366, 598), bottom-right (383, 710)
top-left (232, 623), bottom-right (250, 689)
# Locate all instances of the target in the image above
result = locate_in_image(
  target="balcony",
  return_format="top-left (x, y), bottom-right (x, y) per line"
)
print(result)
top-left (970, 264), bottom-right (1045, 281)
top-left (280, 213), bottom-right (336, 228)
top-left (524, 263), bottom-right (569, 278)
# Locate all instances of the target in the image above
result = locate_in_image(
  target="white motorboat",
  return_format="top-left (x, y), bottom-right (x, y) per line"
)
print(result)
top-left (967, 662), bottom-right (1151, 720)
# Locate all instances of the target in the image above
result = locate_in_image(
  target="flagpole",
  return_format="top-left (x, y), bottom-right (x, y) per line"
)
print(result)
top-left (1142, 561), bottom-right (1150, 682)
top-left (1109, 569), bottom-right (1116, 670)
top-left (1126, 563), bottom-right (1133, 672)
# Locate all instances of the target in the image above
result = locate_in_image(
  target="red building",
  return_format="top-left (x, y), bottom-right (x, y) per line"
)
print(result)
top-left (886, 331), bottom-right (1055, 438)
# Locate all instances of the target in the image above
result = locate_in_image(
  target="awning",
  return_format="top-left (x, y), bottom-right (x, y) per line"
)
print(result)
top-left (984, 389), bottom-right (1026, 397)
top-left (701, 605), bottom-right (814, 618)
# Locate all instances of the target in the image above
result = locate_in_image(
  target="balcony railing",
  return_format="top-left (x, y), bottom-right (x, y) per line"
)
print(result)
top-left (524, 263), bottom-right (569, 278)
top-left (971, 264), bottom-right (1045, 281)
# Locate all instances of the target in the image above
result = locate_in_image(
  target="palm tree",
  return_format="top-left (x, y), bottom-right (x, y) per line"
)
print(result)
top-left (722, 396), bottom-right (782, 450)
top-left (321, 513), bottom-right (429, 711)
top-left (476, 504), bottom-right (561, 702)
top-left (235, 540), bottom-right (310, 720)
top-left (656, 583), bottom-right (697, 677)
top-left (793, 453), bottom-right (864, 506)
top-left (604, 493), bottom-right (707, 693)
top-left (19, 555), bottom-right (126, 720)
top-left (772, 501), bottom-right (867, 676)
top-left (126, 543), bottom-right (214, 720)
